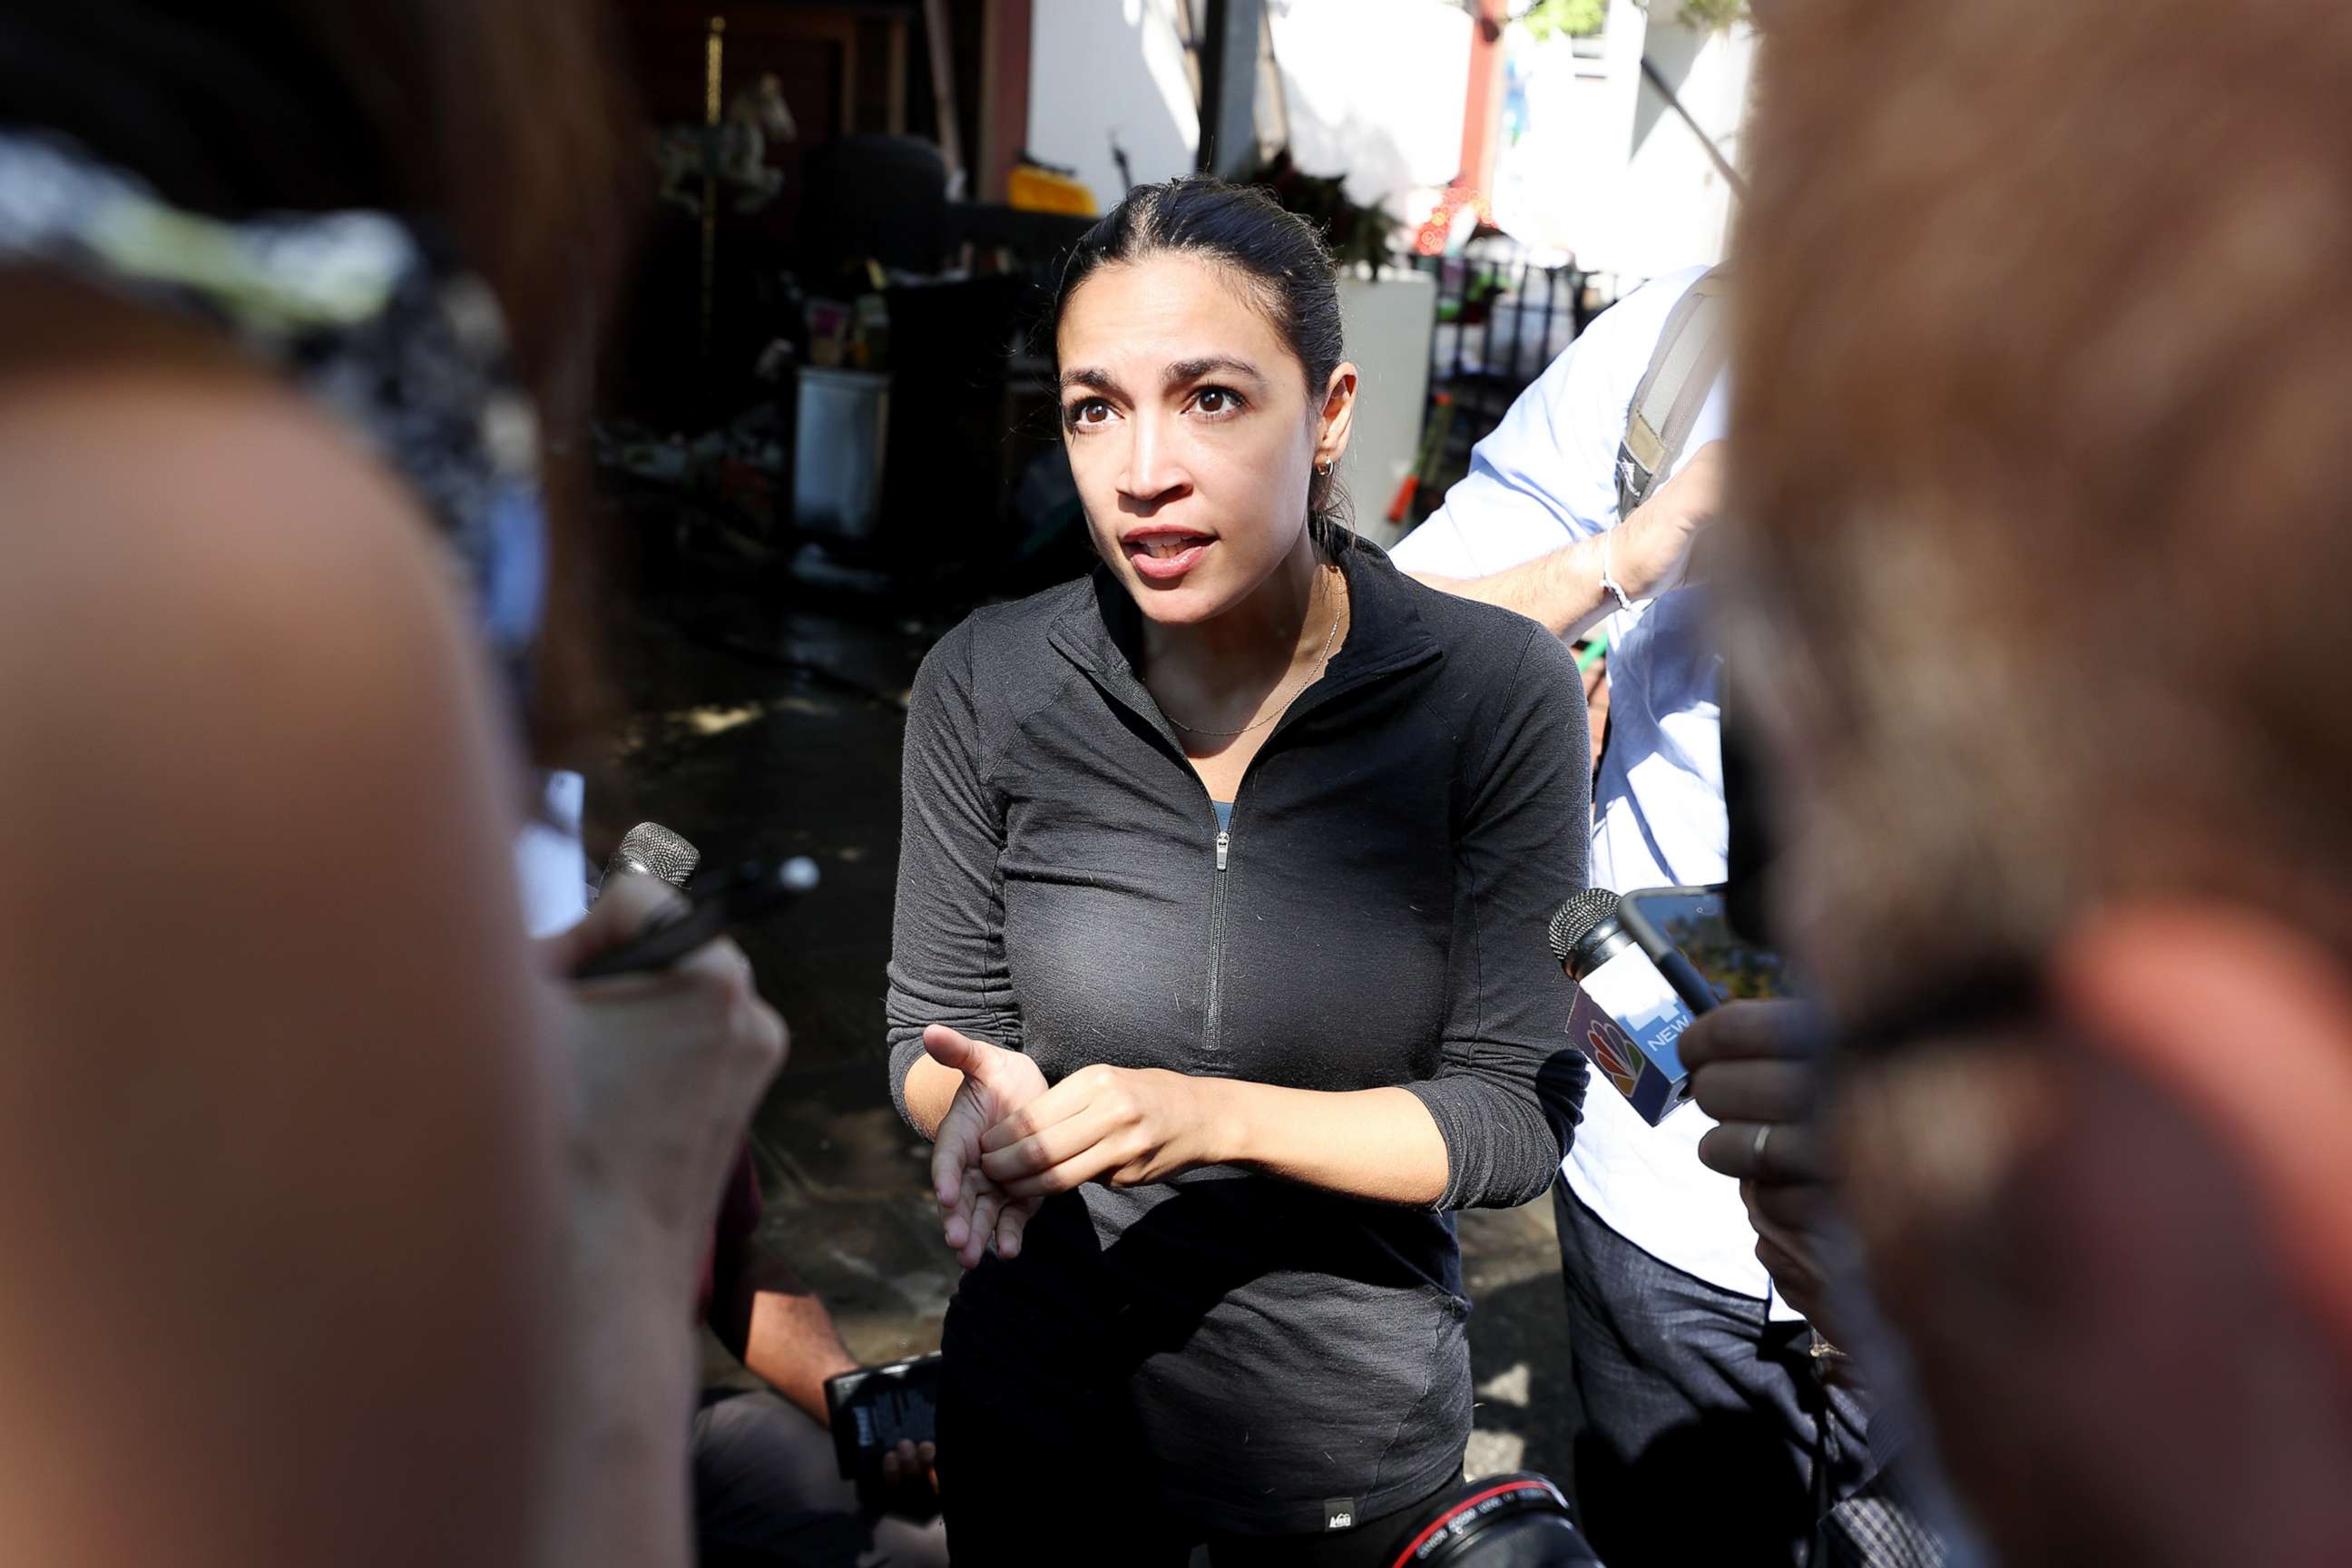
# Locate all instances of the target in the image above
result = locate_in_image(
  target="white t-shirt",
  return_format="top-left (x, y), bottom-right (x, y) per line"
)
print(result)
top-left (1391, 268), bottom-right (1797, 1317)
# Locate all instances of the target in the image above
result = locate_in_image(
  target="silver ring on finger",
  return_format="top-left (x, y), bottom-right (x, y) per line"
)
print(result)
top-left (1751, 1122), bottom-right (1772, 1169)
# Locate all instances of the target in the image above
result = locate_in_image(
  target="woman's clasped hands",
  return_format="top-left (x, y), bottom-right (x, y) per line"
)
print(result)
top-left (920, 1024), bottom-right (1220, 1269)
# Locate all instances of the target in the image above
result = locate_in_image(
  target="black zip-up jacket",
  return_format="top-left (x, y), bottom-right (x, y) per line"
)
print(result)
top-left (886, 543), bottom-right (1590, 1535)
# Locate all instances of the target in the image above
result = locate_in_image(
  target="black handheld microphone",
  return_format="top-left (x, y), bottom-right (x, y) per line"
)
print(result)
top-left (1547, 890), bottom-right (1702, 1123)
top-left (573, 857), bottom-right (818, 979)
top-left (596, 820), bottom-right (701, 897)
top-left (1547, 889), bottom-right (1632, 978)
top-left (573, 822), bottom-right (818, 980)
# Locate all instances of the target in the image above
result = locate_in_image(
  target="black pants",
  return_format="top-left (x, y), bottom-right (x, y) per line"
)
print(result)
top-left (936, 1359), bottom-right (1455, 1567)
top-left (941, 1473), bottom-right (1453, 1567)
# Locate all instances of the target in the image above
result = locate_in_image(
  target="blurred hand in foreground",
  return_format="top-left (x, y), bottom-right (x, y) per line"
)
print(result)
top-left (544, 873), bottom-right (789, 1291)
top-left (1683, 1000), bottom-right (1862, 1344)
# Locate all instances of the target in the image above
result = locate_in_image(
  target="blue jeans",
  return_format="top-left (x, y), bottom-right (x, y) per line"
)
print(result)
top-left (1553, 1184), bottom-right (1883, 1568)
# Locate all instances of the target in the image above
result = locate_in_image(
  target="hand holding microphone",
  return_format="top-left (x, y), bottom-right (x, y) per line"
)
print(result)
top-left (543, 826), bottom-right (789, 1292)
top-left (1549, 887), bottom-right (1860, 1341)
top-left (1681, 1001), bottom-right (1860, 1347)
top-left (577, 823), bottom-right (820, 980)
top-left (534, 825), bottom-right (791, 1568)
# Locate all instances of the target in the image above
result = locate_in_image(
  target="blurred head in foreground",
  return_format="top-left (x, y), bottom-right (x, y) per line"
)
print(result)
top-left (1728, 0), bottom-right (2352, 1561)
top-left (0, 4), bottom-right (639, 1563)
top-left (0, 2), bottom-right (639, 758)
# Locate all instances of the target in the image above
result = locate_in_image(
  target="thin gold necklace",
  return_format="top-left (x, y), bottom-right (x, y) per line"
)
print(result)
top-left (1161, 568), bottom-right (1345, 738)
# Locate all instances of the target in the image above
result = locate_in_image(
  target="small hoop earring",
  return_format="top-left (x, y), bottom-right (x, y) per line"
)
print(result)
top-left (1315, 460), bottom-right (1332, 476)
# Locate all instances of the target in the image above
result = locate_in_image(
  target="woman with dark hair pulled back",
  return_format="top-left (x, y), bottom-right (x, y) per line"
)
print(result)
top-left (887, 177), bottom-right (1592, 1563)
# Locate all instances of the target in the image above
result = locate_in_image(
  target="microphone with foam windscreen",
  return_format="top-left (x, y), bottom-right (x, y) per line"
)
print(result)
top-left (1548, 889), bottom-right (1702, 1124)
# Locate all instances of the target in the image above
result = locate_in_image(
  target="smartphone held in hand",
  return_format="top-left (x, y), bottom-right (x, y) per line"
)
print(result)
top-left (824, 1353), bottom-right (945, 1484)
top-left (1616, 886), bottom-right (1793, 1010)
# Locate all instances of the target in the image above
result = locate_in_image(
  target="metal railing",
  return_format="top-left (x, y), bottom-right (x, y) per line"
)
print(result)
top-left (1399, 249), bottom-right (1605, 519)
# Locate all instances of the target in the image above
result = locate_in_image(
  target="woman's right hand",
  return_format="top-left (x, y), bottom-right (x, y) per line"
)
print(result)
top-left (921, 1024), bottom-right (1049, 1268)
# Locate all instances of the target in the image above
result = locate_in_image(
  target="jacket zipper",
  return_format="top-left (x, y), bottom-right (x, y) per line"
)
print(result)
top-left (1191, 643), bottom-right (1433, 1065)
top-left (1049, 576), bottom-right (1443, 1073)
top-left (1205, 820), bottom-right (1231, 1055)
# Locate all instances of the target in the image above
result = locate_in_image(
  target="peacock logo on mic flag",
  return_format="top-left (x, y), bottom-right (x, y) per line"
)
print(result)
top-left (1585, 1015), bottom-right (1647, 1098)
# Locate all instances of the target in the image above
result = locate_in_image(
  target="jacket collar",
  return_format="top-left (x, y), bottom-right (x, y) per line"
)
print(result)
top-left (1046, 537), bottom-right (1445, 750)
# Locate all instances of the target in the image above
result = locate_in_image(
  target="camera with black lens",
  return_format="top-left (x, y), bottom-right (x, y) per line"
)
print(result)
top-left (1380, 1472), bottom-right (1602, 1566)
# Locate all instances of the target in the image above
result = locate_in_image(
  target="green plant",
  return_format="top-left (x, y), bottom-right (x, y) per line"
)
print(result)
top-left (1516, 0), bottom-right (1753, 36)
top-left (1236, 149), bottom-right (1399, 277)
top-left (1664, 0), bottom-right (1751, 30)
top-left (1518, 0), bottom-right (1609, 39)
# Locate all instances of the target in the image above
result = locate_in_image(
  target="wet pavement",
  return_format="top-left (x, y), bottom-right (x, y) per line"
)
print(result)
top-left (598, 577), bottom-right (1576, 1482)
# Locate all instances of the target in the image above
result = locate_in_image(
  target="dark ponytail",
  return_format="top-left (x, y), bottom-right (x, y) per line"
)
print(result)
top-left (1049, 176), bottom-right (1355, 550)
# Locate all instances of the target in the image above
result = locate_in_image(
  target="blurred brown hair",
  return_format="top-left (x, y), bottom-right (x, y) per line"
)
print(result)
top-left (1726, 0), bottom-right (2352, 1015)
top-left (0, 1), bottom-right (643, 759)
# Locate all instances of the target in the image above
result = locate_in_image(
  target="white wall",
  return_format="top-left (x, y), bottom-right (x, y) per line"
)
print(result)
top-left (1024, 0), bottom-right (1474, 228)
top-left (1612, 11), bottom-right (1755, 279)
top-left (1025, 0), bottom-right (1199, 212)
top-left (1269, 0), bottom-right (1471, 222)
top-left (1488, 3), bottom-right (1644, 263)
top-left (1489, 3), bottom-right (1758, 284)
top-left (1336, 266), bottom-right (1437, 548)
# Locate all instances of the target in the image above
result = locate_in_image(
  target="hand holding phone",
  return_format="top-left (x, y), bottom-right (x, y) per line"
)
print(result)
top-left (825, 1353), bottom-right (945, 1486)
top-left (1614, 885), bottom-right (1793, 1013)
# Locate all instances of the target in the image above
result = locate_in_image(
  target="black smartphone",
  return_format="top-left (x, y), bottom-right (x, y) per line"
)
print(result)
top-left (1720, 655), bottom-right (1780, 948)
top-left (1616, 884), bottom-right (1795, 1016)
top-left (824, 1353), bottom-right (945, 1484)
top-left (569, 856), bottom-right (819, 980)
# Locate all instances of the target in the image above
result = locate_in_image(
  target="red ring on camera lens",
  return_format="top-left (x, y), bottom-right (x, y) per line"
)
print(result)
top-left (1388, 1476), bottom-right (1568, 1566)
